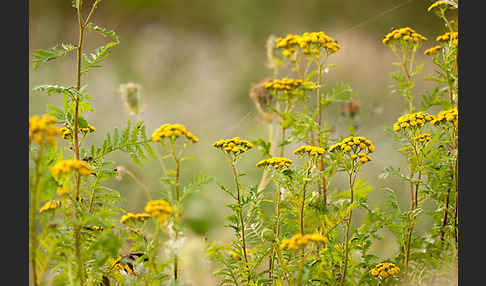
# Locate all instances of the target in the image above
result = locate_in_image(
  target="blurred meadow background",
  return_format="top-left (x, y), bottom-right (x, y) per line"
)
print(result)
top-left (29, 0), bottom-right (457, 283)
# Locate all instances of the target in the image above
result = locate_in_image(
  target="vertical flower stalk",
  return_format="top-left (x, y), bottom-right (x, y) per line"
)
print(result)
top-left (151, 123), bottom-right (199, 281)
top-left (329, 136), bottom-right (375, 286)
top-left (392, 112), bottom-right (434, 276)
top-left (256, 157), bottom-right (293, 281)
top-left (213, 137), bottom-right (254, 281)
top-left (274, 31), bottom-right (340, 206)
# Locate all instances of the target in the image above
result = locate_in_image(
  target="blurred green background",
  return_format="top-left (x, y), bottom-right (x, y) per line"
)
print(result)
top-left (29, 0), bottom-right (455, 283)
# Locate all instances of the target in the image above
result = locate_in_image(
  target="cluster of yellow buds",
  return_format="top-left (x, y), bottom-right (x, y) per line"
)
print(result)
top-left (349, 153), bottom-right (373, 163)
top-left (80, 124), bottom-right (96, 134)
top-left (414, 133), bottom-right (432, 143)
top-left (229, 248), bottom-right (252, 259)
top-left (328, 136), bottom-right (376, 154)
top-left (424, 45), bottom-right (443, 56)
top-left (436, 32), bottom-right (458, 46)
top-left (263, 78), bottom-right (315, 92)
top-left (151, 124), bottom-right (199, 143)
top-left (144, 200), bottom-right (173, 223)
top-left (213, 137), bottom-right (253, 155)
top-left (392, 112), bottom-right (435, 132)
top-left (293, 145), bottom-right (325, 157)
top-left (120, 212), bottom-right (152, 224)
top-left (382, 27), bottom-right (428, 46)
top-left (256, 157), bottom-right (292, 170)
top-left (29, 114), bottom-right (62, 147)
top-left (276, 31), bottom-right (340, 57)
top-left (369, 262), bottom-right (400, 278)
top-left (427, 1), bottom-right (453, 13)
top-left (432, 107), bottom-right (458, 127)
top-left (60, 127), bottom-right (72, 140)
top-left (280, 233), bottom-right (327, 250)
top-left (51, 159), bottom-right (93, 177)
top-left (39, 200), bottom-right (61, 213)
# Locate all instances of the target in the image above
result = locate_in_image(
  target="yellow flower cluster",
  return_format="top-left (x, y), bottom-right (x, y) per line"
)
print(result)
top-left (424, 45), bottom-right (443, 56)
top-left (328, 136), bottom-right (376, 154)
top-left (432, 107), bottom-right (458, 127)
top-left (213, 137), bottom-right (253, 155)
top-left (427, 1), bottom-right (451, 12)
top-left (60, 127), bottom-right (72, 140)
top-left (369, 262), bottom-right (400, 278)
top-left (144, 200), bottom-right (173, 223)
top-left (80, 124), bottom-right (96, 134)
top-left (414, 133), bottom-right (432, 143)
top-left (229, 248), bottom-right (252, 259)
top-left (350, 153), bottom-right (373, 163)
top-left (29, 114), bottom-right (62, 147)
top-left (280, 233), bottom-right (327, 250)
top-left (151, 124), bottom-right (199, 143)
top-left (120, 212), bottom-right (151, 224)
top-left (436, 32), bottom-right (458, 46)
top-left (293, 145), bottom-right (325, 156)
top-left (276, 31), bottom-right (340, 57)
top-left (39, 200), bottom-right (61, 213)
top-left (263, 78), bottom-right (315, 92)
top-left (51, 159), bottom-right (93, 177)
top-left (382, 27), bottom-right (428, 45)
top-left (256, 157), bottom-right (292, 170)
top-left (392, 112), bottom-right (435, 132)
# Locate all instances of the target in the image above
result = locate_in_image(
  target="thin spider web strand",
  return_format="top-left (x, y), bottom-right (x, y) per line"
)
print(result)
top-left (224, 0), bottom-right (417, 136)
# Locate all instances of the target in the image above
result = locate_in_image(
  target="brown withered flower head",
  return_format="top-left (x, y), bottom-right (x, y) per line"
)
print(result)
top-left (249, 78), bottom-right (279, 124)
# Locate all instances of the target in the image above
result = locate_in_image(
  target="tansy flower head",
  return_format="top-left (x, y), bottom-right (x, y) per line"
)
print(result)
top-left (151, 124), bottom-right (199, 143)
top-left (293, 145), bottom-right (325, 157)
top-left (120, 212), bottom-right (152, 224)
top-left (431, 107), bottom-right (458, 127)
top-left (80, 124), bottom-right (96, 134)
top-left (280, 233), bottom-right (327, 250)
top-left (213, 137), bottom-right (253, 155)
top-left (29, 114), bottom-right (62, 147)
top-left (144, 200), bottom-right (173, 223)
top-left (276, 31), bottom-right (341, 56)
top-left (329, 136), bottom-right (375, 160)
top-left (382, 27), bottom-right (427, 46)
top-left (370, 262), bottom-right (400, 279)
top-left (60, 127), bottom-right (72, 140)
top-left (436, 32), bottom-right (458, 46)
top-left (50, 159), bottom-right (93, 177)
top-left (256, 157), bottom-right (292, 170)
top-left (263, 78), bottom-right (316, 92)
top-left (414, 133), bottom-right (432, 143)
top-left (424, 45), bottom-right (443, 56)
top-left (229, 248), bottom-right (252, 259)
top-left (392, 112), bottom-right (435, 132)
top-left (427, 1), bottom-right (453, 12)
top-left (39, 200), bottom-right (61, 213)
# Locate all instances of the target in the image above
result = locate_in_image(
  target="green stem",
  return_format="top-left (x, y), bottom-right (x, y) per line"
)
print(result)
top-left (74, 2), bottom-right (86, 284)
top-left (169, 139), bottom-right (181, 280)
top-left (29, 144), bottom-right (43, 286)
top-left (339, 168), bottom-right (356, 286)
top-left (230, 159), bottom-right (250, 280)
top-left (268, 180), bottom-right (281, 281)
